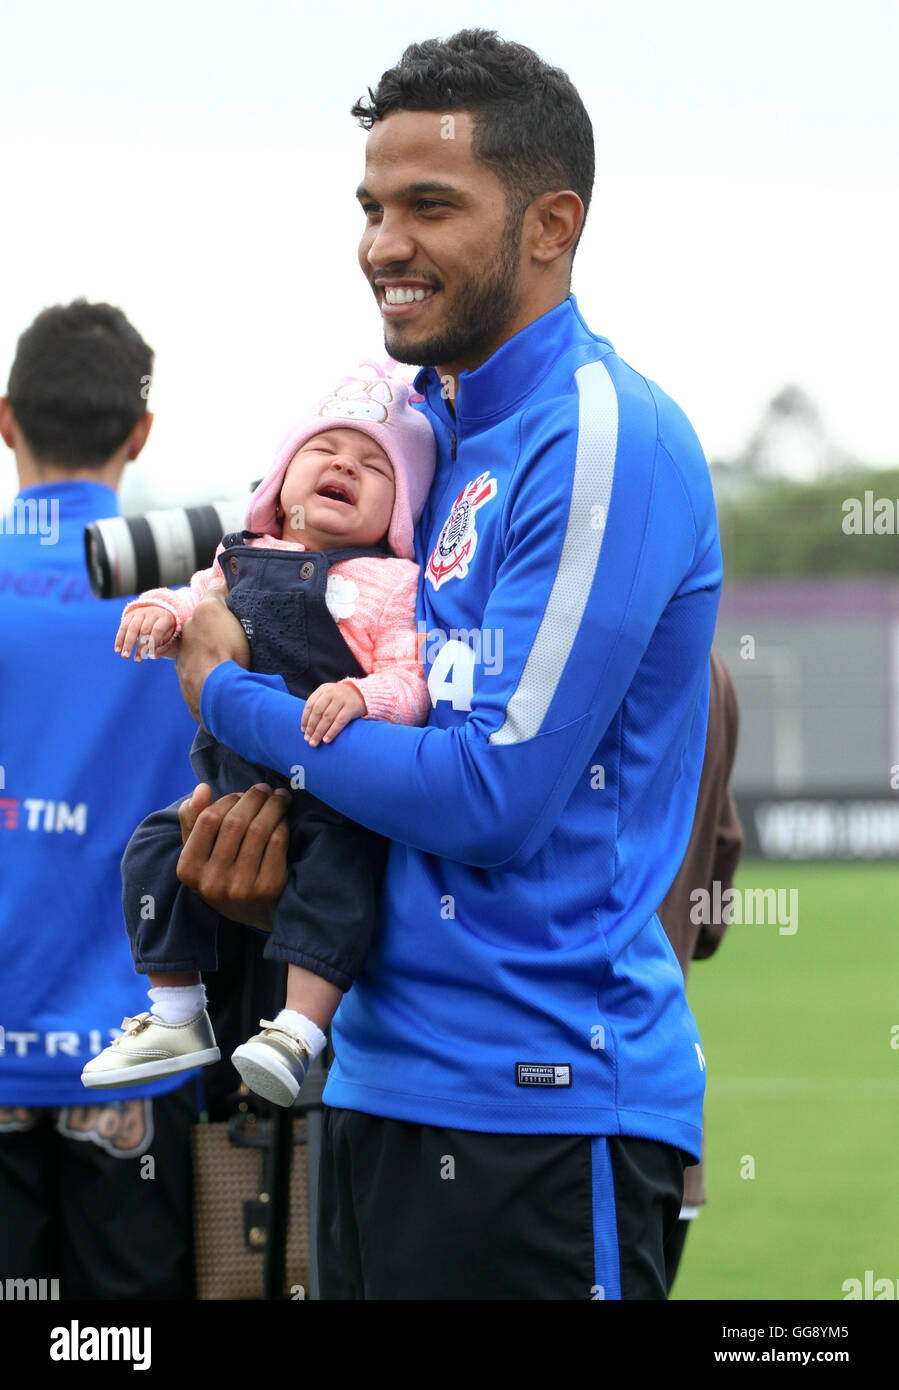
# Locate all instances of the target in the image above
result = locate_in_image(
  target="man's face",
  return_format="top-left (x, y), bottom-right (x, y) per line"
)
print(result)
top-left (356, 110), bottom-right (527, 379)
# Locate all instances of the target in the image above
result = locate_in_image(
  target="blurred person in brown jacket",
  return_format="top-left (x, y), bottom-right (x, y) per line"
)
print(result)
top-left (657, 648), bottom-right (742, 1292)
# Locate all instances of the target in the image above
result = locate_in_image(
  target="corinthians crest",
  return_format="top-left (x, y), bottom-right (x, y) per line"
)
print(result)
top-left (426, 472), bottom-right (497, 590)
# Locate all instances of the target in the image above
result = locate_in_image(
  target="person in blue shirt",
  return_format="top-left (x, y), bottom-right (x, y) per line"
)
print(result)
top-left (171, 28), bottom-right (723, 1299)
top-left (0, 300), bottom-right (202, 1298)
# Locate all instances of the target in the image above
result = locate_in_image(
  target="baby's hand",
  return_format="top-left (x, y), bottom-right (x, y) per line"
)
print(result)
top-left (115, 606), bottom-right (177, 661)
top-left (301, 682), bottom-right (367, 747)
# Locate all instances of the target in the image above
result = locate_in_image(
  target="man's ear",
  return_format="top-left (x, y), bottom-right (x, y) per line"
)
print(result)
top-left (528, 190), bottom-right (584, 267)
top-left (0, 397), bottom-right (16, 451)
top-left (124, 411), bottom-right (154, 462)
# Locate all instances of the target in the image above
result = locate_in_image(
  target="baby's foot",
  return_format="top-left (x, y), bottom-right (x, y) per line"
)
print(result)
top-left (81, 1011), bottom-right (219, 1088)
top-left (231, 1021), bottom-right (312, 1108)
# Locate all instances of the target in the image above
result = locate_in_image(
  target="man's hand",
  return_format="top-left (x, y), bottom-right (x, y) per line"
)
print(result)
top-left (176, 783), bottom-right (291, 932)
top-left (174, 582), bottom-right (251, 722)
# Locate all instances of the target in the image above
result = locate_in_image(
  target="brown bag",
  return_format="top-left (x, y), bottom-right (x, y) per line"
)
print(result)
top-left (192, 1109), bottom-right (311, 1300)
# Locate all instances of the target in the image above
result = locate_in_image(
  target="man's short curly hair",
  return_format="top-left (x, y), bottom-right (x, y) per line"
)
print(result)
top-left (7, 299), bottom-right (152, 469)
top-left (352, 29), bottom-right (594, 260)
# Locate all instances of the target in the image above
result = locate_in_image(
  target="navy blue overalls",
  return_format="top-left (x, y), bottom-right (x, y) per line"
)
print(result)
top-left (123, 533), bottom-right (392, 991)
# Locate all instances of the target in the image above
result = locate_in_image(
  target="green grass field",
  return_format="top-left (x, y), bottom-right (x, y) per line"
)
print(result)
top-left (669, 860), bottom-right (899, 1301)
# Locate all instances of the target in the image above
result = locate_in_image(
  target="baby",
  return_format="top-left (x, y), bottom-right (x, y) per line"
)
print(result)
top-left (82, 364), bottom-right (435, 1106)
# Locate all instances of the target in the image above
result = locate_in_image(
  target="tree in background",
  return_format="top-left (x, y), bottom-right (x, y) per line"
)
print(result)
top-left (711, 386), bottom-right (896, 579)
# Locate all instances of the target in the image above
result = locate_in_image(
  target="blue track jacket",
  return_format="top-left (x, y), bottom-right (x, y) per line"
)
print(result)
top-left (201, 295), bottom-right (722, 1159)
top-left (0, 481), bottom-right (198, 1105)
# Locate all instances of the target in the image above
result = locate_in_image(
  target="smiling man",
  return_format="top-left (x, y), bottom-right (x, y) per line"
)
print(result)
top-left (359, 122), bottom-right (535, 387)
top-left (174, 29), bottom-right (723, 1300)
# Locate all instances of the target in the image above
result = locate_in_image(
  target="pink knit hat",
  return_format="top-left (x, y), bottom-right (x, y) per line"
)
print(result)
top-left (245, 360), bottom-right (436, 561)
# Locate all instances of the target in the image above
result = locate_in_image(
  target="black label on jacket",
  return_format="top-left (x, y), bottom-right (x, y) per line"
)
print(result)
top-left (515, 1063), bottom-right (572, 1088)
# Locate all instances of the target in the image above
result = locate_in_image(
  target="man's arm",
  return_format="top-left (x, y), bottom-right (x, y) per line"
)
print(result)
top-left (198, 379), bottom-right (721, 868)
top-left (174, 583), bottom-right (251, 723)
top-left (694, 652), bottom-right (743, 960)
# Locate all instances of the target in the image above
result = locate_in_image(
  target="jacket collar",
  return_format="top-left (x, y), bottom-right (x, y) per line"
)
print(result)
top-left (414, 293), bottom-right (604, 431)
top-left (14, 479), bottom-right (120, 519)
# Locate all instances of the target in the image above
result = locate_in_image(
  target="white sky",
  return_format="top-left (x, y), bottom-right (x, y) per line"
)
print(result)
top-left (1, 0), bottom-right (897, 511)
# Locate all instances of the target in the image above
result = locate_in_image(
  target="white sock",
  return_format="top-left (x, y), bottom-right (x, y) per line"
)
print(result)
top-left (148, 983), bottom-right (207, 1024)
top-left (272, 1009), bottom-right (327, 1059)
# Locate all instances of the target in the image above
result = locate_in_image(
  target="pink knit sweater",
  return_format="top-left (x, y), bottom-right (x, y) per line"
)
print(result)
top-left (122, 535), bottom-right (430, 726)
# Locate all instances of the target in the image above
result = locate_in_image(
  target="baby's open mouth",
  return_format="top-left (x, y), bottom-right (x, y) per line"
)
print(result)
top-left (316, 484), bottom-right (354, 505)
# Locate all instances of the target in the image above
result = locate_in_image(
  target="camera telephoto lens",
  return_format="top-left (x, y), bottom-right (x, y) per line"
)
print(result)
top-left (85, 500), bottom-right (248, 599)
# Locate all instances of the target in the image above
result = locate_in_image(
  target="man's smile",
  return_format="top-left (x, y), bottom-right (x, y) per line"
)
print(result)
top-left (376, 279), bottom-right (440, 318)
